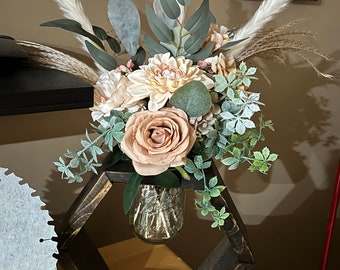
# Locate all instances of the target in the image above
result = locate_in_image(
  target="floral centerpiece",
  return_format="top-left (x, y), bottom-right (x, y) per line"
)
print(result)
top-left (20, 0), bottom-right (330, 230)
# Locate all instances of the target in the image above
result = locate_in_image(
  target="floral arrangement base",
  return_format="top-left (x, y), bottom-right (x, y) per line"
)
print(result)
top-left (56, 159), bottom-right (255, 269)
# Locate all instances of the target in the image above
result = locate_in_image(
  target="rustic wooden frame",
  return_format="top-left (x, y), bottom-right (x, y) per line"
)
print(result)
top-left (55, 159), bottom-right (255, 269)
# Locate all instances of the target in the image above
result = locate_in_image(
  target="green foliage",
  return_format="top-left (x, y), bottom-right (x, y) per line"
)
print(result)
top-left (54, 111), bottom-right (131, 183)
top-left (85, 40), bottom-right (118, 71)
top-left (185, 0), bottom-right (210, 36)
top-left (144, 0), bottom-right (216, 59)
top-left (202, 115), bottom-right (278, 174)
top-left (160, 26), bottom-right (190, 56)
top-left (213, 38), bottom-right (248, 55)
top-left (177, 0), bottom-right (191, 6)
top-left (146, 4), bottom-right (172, 43)
top-left (211, 207), bottom-right (229, 228)
top-left (41, 19), bottom-right (105, 50)
top-left (144, 34), bottom-right (169, 56)
top-left (249, 147), bottom-right (278, 173)
top-left (92, 25), bottom-right (121, 53)
top-left (187, 42), bottom-right (214, 62)
top-left (170, 81), bottom-right (212, 117)
top-left (154, 170), bottom-right (181, 188)
top-left (107, 0), bottom-right (140, 55)
top-left (131, 47), bottom-right (147, 68)
top-left (185, 155), bottom-right (228, 228)
top-left (213, 62), bottom-right (262, 136)
top-left (159, 0), bottom-right (181, 19)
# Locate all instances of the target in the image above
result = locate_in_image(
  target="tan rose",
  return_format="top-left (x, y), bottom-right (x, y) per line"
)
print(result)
top-left (120, 107), bottom-right (196, 176)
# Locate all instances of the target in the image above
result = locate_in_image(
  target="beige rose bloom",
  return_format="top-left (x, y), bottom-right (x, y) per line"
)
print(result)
top-left (127, 53), bottom-right (214, 111)
top-left (120, 107), bottom-right (196, 176)
top-left (90, 70), bottom-right (143, 122)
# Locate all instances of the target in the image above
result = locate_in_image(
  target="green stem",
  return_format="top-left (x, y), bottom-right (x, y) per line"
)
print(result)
top-left (76, 130), bottom-right (109, 156)
top-left (175, 166), bottom-right (190, 180)
top-left (201, 169), bottom-right (208, 192)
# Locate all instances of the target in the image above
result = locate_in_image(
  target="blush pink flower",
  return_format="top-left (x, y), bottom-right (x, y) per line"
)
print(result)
top-left (120, 107), bottom-right (196, 176)
top-left (127, 53), bottom-right (214, 111)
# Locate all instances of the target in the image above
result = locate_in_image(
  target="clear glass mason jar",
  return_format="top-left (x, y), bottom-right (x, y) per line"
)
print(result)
top-left (129, 184), bottom-right (186, 244)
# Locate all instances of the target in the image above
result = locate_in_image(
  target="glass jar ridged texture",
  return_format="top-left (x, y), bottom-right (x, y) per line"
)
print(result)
top-left (129, 184), bottom-right (185, 244)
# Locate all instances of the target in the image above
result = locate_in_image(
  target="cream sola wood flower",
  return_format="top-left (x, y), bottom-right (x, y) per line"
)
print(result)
top-left (127, 53), bottom-right (214, 111)
top-left (90, 70), bottom-right (145, 122)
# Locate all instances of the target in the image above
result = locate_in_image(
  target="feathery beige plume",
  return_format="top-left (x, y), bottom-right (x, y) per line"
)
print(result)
top-left (54, 0), bottom-right (93, 34)
top-left (230, 0), bottom-right (292, 58)
top-left (18, 40), bottom-right (99, 84)
top-left (54, 0), bottom-right (106, 73)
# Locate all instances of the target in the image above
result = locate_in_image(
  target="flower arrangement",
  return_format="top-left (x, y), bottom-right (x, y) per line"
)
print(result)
top-left (20, 0), bottom-right (330, 229)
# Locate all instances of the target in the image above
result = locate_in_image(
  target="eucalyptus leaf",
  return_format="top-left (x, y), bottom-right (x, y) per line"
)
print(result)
top-left (92, 25), bottom-right (107, 40)
top-left (185, 0), bottom-right (209, 35)
top-left (144, 34), bottom-right (169, 56)
top-left (85, 40), bottom-right (117, 71)
top-left (160, 42), bottom-right (178, 57)
top-left (153, 0), bottom-right (177, 29)
top-left (123, 172), bottom-right (143, 214)
top-left (177, 0), bottom-right (191, 6)
top-left (154, 170), bottom-right (180, 188)
top-left (146, 4), bottom-right (172, 43)
top-left (208, 10), bottom-right (217, 24)
top-left (184, 33), bottom-right (206, 54)
top-left (106, 37), bottom-right (121, 53)
top-left (41, 19), bottom-right (104, 49)
top-left (170, 81), bottom-right (211, 117)
top-left (165, 26), bottom-right (189, 56)
top-left (160, 0), bottom-right (181, 19)
top-left (219, 38), bottom-right (248, 50)
top-left (131, 47), bottom-right (146, 67)
top-left (107, 0), bottom-right (140, 55)
top-left (187, 42), bottom-right (214, 63)
top-left (93, 25), bottom-right (121, 53)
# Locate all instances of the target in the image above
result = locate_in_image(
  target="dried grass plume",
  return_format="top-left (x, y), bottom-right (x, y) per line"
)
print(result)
top-left (17, 40), bottom-right (99, 84)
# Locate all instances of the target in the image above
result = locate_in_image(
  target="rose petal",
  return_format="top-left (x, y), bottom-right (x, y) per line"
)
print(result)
top-left (120, 107), bottom-right (196, 176)
top-left (132, 160), bottom-right (169, 176)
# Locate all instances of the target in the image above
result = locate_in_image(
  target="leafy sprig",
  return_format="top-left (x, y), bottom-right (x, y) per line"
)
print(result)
top-left (198, 62), bottom-right (278, 174)
top-left (54, 111), bottom-right (131, 183)
top-left (185, 155), bottom-right (229, 229)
